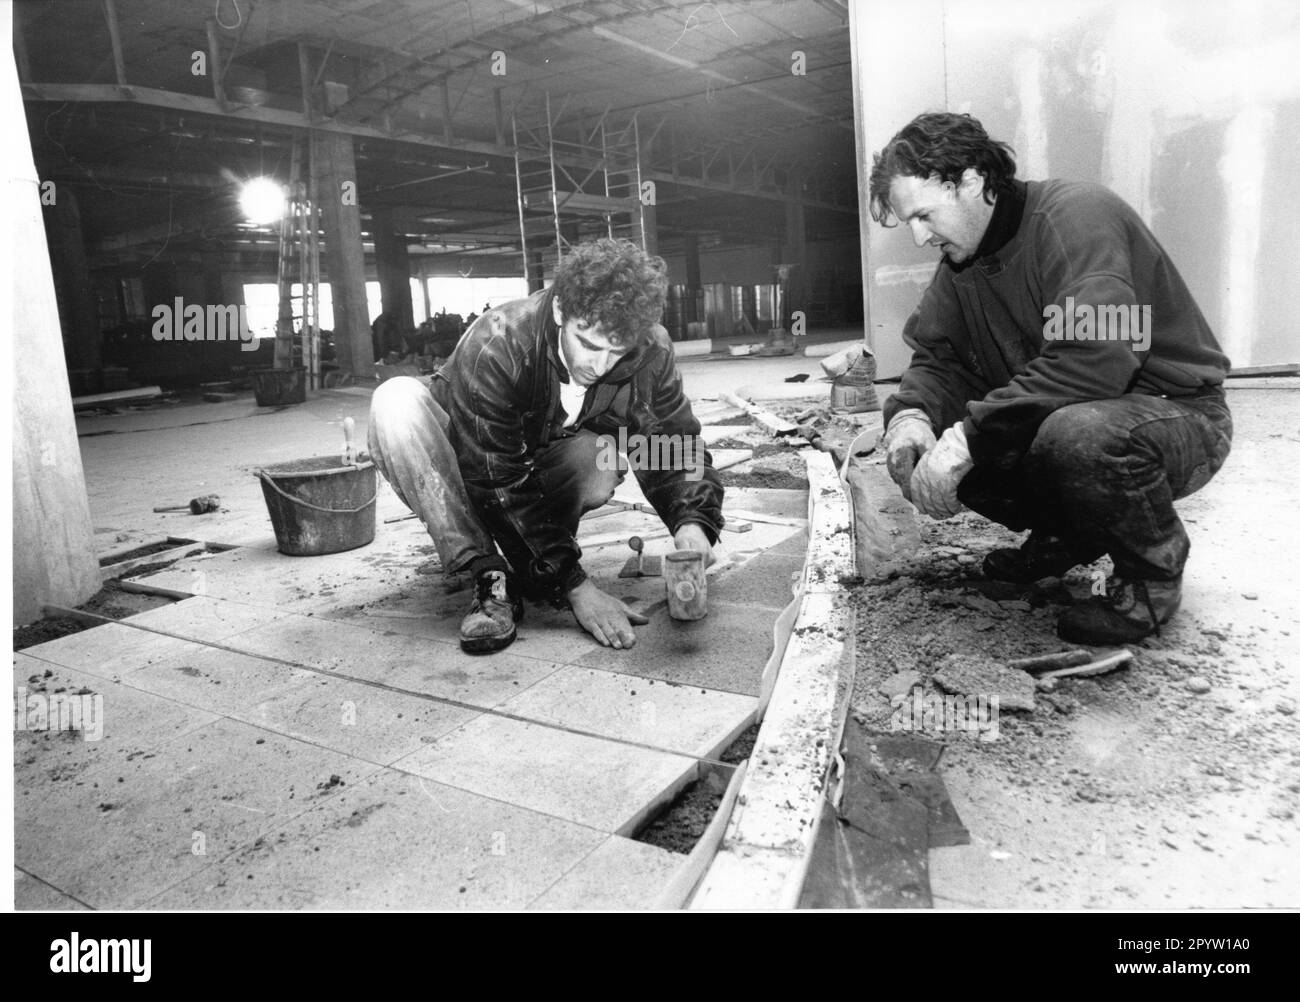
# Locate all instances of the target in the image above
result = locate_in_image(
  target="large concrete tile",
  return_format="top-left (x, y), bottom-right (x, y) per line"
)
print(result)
top-left (145, 769), bottom-right (606, 909)
top-left (124, 646), bottom-right (308, 717)
top-left (123, 518), bottom-right (445, 616)
top-left (14, 869), bottom-right (91, 911)
top-left (529, 835), bottom-right (685, 910)
top-left (228, 613), bottom-right (560, 707)
top-left (575, 602), bottom-right (776, 697)
top-left (396, 714), bottom-right (697, 834)
top-left (14, 654), bottom-right (218, 789)
top-left (15, 717), bottom-right (380, 909)
top-left (500, 665), bottom-right (755, 758)
top-left (237, 670), bottom-right (481, 765)
top-left (120, 595), bottom-right (291, 643)
top-left (707, 551), bottom-right (805, 611)
top-left (19, 622), bottom-right (204, 682)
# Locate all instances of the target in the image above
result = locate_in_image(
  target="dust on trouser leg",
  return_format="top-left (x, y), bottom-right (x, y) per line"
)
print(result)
top-left (1022, 395), bottom-right (1230, 581)
top-left (366, 376), bottom-right (498, 573)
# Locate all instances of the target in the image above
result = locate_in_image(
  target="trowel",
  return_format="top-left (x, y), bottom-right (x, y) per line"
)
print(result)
top-left (618, 535), bottom-right (663, 578)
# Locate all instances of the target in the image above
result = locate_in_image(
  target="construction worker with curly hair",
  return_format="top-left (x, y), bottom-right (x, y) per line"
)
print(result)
top-left (869, 112), bottom-right (1232, 645)
top-left (368, 238), bottom-right (723, 654)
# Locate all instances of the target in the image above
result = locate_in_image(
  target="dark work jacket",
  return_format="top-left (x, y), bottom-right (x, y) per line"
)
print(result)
top-left (431, 287), bottom-right (724, 601)
top-left (882, 179), bottom-right (1231, 470)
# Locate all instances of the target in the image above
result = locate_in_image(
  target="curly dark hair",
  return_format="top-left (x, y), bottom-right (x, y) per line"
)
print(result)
top-left (551, 238), bottom-right (668, 347)
top-left (868, 112), bottom-right (1018, 226)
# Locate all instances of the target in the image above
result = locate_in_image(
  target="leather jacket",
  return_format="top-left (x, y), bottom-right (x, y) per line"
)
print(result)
top-left (431, 287), bottom-right (724, 602)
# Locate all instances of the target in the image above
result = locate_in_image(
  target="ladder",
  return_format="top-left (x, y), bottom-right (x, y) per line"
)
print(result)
top-left (273, 134), bottom-right (322, 387)
top-left (513, 94), bottom-right (647, 289)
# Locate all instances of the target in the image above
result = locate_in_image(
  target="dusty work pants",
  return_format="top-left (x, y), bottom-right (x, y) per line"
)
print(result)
top-left (367, 376), bottom-right (623, 578)
top-left (955, 388), bottom-right (1233, 581)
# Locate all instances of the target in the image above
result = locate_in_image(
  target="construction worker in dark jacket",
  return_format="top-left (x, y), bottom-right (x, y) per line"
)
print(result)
top-left (869, 112), bottom-right (1232, 645)
top-left (368, 238), bottom-right (723, 654)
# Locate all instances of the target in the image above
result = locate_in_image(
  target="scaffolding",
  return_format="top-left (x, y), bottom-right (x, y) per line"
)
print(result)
top-left (273, 134), bottom-right (322, 387)
top-left (513, 94), bottom-right (648, 289)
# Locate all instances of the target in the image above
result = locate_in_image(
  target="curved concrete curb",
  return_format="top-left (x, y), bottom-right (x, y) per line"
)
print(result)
top-left (689, 450), bottom-right (857, 909)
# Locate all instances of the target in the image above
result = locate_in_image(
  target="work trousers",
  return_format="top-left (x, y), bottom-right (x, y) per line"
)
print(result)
top-left (956, 389), bottom-right (1233, 581)
top-left (367, 376), bottom-right (623, 578)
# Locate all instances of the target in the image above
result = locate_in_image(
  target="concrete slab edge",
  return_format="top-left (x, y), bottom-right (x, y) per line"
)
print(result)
top-left (690, 451), bottom-right (857, 909)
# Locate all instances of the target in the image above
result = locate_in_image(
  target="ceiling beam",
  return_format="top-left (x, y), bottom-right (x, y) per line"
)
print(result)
top-left (23, 83), bottom-right (855, 215)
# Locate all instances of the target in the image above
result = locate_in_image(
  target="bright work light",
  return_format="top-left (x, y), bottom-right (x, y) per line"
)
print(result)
top-left (240, 177), bottom-right (285, 225)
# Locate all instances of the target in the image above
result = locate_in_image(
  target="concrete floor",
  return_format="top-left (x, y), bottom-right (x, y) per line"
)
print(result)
top-left (20, 338), bottom-right (1290, 909)
top-left (15, 348), bottom-right (823, 910)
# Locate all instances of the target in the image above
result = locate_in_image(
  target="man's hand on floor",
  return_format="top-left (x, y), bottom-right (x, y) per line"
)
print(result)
top-left (673, 523), bottom-right (716, 567)
top-left (568, 579), bottom-right (650, 649)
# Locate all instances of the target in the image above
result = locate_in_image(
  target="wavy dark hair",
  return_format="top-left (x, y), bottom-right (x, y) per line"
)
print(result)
top-left (551, 238), bottom-right (668, 347)
top-left (868, 112), bottom-right (1018, 226)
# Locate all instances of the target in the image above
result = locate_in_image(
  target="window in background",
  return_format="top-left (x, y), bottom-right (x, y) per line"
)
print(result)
top-left (424, 276), bottom-right (528, 318)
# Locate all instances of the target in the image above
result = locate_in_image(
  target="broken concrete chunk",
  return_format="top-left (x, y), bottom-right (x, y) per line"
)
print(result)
top-left (933, 653), bottom-right (1037, 712)
top-left (878, 671), bottom-right (923, 699)
top-left (961, 593), bottom-right (1005, 616)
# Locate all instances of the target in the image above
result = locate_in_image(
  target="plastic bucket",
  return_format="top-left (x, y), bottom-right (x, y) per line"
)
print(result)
top-left (252, 366), bottom-right (307, 406)
top-left (256, 455), bottom-right (377, 555)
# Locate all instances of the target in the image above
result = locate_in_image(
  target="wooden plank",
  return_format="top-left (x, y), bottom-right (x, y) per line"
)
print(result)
top-left (718, 391), bottom-right (799, 435)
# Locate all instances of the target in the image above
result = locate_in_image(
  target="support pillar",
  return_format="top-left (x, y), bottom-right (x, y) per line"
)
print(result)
top-left (370, 206), bottom-right (414, 334)
top-left (684, 232), bottom-right (701, 289)
top-left (311, 130), bottom-right (373, 377)
top-left (6, 22), bottom-right (101, 623)
top-left (782, 173), bottom-right (807, 326)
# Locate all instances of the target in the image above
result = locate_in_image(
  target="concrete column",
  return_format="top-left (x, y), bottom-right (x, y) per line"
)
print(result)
top-left (6, 22), bottom-right (101, 624)
top-left (684, 232), bottom-right (701, 289)
top-left (311, 130), bottom-right (373, 377)
top-left (782, 173), bottom-right (807, 325)
top-left (370, 206), bottom-right (414, 333)
top-left (43, 186), bottom-right (102, 373)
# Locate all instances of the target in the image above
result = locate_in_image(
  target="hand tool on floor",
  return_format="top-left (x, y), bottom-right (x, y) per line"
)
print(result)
top-left (618, 535), bottom-right (663, 578)
top-left (1008, 648), bottom-right (1133, 679)
top-left (153, 494), bottom-right (220, 514)
top-left (342, 416), bottom-right (359, 465)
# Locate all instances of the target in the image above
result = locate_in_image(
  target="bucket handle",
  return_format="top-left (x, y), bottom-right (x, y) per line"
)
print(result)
top-left (258, 471), bottom-right (377, 514)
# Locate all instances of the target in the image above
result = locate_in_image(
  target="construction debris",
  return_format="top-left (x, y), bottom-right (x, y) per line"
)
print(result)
top-left (933, 653), bottom-right (1037, 713)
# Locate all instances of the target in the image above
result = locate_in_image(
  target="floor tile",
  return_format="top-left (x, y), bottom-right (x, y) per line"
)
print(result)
top-left (395, 714), bottom-right (697, 834)
top-left (529, 835), bottom-right (686, 910)
top-left (228, 614), bottom-right (561, 707)
top-left (144, 769), bottom-right (606, 909)
top-left (575, 601), bottom-right (776, 697)
top-left (14, 869), bottom-right (91, 910)
top-left (14, 654), bottom-right (218, 789)
top-left (19, 623), bottom-right (204, 682)
top-left (236, 670), bottom-right (481, 766)
top-left (15, 717), bottom-right (380, 909)
top-left (119, 595), bottom-right (290, 643)
top-left (500, 665), bottom-right (755, 758)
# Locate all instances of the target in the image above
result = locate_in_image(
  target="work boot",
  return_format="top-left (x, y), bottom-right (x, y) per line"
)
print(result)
top-left (1057, 575), bottom-right (1182, 645)
top-left (459, 569), bottom-right (523, 654)
top-left (983, 533), bottom-right (1102, 583)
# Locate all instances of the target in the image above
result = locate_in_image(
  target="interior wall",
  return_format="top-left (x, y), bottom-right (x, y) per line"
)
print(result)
top-left (850, 0), bottom-right (1300, 377)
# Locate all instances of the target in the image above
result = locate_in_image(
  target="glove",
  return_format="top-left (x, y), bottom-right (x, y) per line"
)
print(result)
top-left (882, 408), bottom-right (937, 499)
top-left (909, 421), bottom-right (974, 519)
